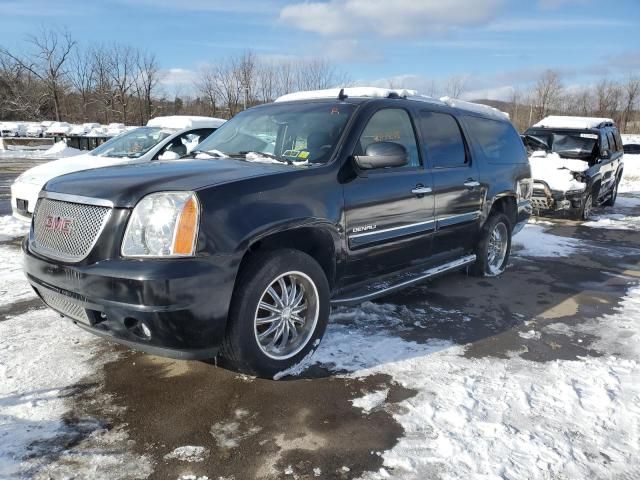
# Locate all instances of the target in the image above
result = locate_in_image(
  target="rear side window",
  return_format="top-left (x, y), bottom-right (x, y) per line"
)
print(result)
top-left (606, 131), bottom-right (617, 152)
top-left (462, 116), bottom-right (527, 164)
top-left (613, 129), bottom-right (623, 152)
top-left (419, 111), bottom-right (467, 168)
top-left (601, 132), bottom-right (610, 152)
top-left (357, 108), bottom-right (421, 168)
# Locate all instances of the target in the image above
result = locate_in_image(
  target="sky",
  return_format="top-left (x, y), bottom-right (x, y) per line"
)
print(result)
top-left (0, 0), bottom-right (639, 100)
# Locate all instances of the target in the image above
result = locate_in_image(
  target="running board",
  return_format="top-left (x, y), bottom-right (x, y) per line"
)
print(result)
top-left (331, 254), bottom-right (476, 306)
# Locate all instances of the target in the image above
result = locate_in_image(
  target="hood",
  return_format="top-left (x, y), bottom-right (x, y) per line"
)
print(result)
top-left (529, 150), bottom-right (589, 192)
top-left (43, 158), bottom-right (294, 208)
top-left (16, 153), bottom-right (130, 187)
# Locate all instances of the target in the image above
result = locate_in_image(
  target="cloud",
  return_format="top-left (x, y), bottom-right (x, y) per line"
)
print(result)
top-left (537, 0), bottom-right (591, 9)
top-left (160, 68), bottom-right (198, 86)
top-left (280, 0), bottom-right (506, 37)
top-left (487, 17), bottom-right (631, 32)
top-left (118, 0), bottom-right (280, 13)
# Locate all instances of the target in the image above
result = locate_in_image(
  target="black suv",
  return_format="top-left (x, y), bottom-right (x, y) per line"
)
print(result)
top-left (23, 89), bottom-right (531, 377)
top-left (523, 117), bottom-right (624, 220)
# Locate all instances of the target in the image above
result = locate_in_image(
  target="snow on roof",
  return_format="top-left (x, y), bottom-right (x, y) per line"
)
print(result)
top-left (275, 87), bottom-right (418, 103)
top-left (146, 116), bottom-right (226, 130)
top-left (440, 97), bottom-right (510, 120)
top-left (533, 116), bottom-right (614, 130)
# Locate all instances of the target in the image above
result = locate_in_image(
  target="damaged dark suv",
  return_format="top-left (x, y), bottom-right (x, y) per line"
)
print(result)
top-left (523, 116), bottom-right (624, 220)
top-left (23, 88), bottom-right (531, 377)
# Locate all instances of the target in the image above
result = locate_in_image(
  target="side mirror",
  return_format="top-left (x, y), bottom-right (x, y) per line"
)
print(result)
top-left (354, 142), bottom-right (408, 169)
top-left (157, 150), bottom-right (180, 161)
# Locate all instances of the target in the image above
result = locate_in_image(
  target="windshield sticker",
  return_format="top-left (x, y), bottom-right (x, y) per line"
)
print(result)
top-left (331, 107), bottom-right (340, 115)
top-left (580, 134), bottom-right (598, 139)
top-left (297, 151), bottom-right (310, 159)
top-left (283, 149), bottom-right (301, 157)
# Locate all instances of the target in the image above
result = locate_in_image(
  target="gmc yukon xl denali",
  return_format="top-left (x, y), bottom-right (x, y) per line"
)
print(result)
top-left (23, 88), bottom-right (532, 377)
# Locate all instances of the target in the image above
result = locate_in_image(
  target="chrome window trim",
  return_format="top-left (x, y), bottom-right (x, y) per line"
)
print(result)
top-left (39, 191), bottom-right (115, 208)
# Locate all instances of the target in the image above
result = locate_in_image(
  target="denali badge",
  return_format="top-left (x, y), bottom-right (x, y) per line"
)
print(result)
top-left (44, 215), bottom-right (74, 233)
top-left (352, 224), bottom-right (377, 234)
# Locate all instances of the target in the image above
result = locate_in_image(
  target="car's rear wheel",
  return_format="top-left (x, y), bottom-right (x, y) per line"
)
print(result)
top-left (471, 212), bottom-right (512, 277)
top-left (603, 178), bottom-right (619, 207)
top-left (221, 249), bottom-right (330, 378)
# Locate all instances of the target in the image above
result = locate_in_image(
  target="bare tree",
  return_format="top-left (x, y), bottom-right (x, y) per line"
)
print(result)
top-left (91, 46), bottom-right (115, 124)
top-left (444, 75), bottom-right (467, 98)
top-left (195, 65), bottom-right (220, 116)
top-left (69, 46), bottom-right (95, 121)
top-left (533, 70), bottom-right (563, 120)
top-left (0, 27), bottom-right (76, 120)
top-left (622, 75), bottom-right (640, 132)
top-left (108, 44), bottom-right (138, 123)
top-left (134, 51), bottom-right (160, 124)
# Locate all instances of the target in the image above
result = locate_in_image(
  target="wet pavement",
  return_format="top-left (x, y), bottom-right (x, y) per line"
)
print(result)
top-left (2, 157), bottom-right (639, 479)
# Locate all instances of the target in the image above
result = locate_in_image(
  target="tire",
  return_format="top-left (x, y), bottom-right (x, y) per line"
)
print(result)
top-left (221, 249), bottom-right (330, 378)
top-left (603, 178), bottom-right (619, 207)
top-left (577, 192), bottom-right (594, 220)
top-left (470, 212), bottom-right (512, 277)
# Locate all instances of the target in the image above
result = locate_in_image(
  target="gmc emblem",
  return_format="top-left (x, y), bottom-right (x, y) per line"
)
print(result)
top-left (44, 216), bottom-right (73, 233)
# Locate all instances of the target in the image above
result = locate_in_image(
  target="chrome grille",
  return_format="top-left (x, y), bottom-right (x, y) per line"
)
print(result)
top-left (31, 198), bottom-right (111, 262)
top-left (39, 289), bottom-right (89, 324)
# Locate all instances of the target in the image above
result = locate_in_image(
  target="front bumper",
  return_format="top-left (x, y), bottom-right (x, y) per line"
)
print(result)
top-left (11, 181), bottom-right (40, 221)
top-left (23, 239), bottom-right (237, 360)
top-left (531, 182), bottom-right (584, 214)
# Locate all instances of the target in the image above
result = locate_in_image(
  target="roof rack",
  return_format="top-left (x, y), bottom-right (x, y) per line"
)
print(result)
top-left (274, 87), bottom-right (418, 103)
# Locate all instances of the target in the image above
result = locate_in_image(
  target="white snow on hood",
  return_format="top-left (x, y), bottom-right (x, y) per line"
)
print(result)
top-left (15, 153), bottom-right (130, 187)
top-left (529, 150), bottom-right (588, 192)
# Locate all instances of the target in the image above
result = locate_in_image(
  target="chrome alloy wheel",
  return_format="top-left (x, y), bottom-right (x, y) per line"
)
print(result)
top-left (487, 222), bottom-right (508, 271)
top-left (583, 195), bottom-right (593, 219)
top-left (253, 271), bottom-right (319, 360)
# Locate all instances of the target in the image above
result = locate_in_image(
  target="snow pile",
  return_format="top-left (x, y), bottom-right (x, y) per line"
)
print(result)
top-left (0, 245), bottom-right (36, 304)
top-left (620, 154), bottom-right (640, 193)
top-left (0, 215), bottom-right (29, 241)
top-left (300, 282), bottom-right (640, 479)
top-left (533, 116), bottom-right (613, 130)
top-left (42, 141), bottom-right (82, 158)
top-left (529, 151), bottom-right (588, 192)
top-left (512, 224), bottom-right (581, 257)
top-left (163, 446), bottom-right (209, 463)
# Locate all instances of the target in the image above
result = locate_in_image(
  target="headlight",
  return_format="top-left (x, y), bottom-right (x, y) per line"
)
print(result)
top-left (122, 191), bottom-right (200, 257)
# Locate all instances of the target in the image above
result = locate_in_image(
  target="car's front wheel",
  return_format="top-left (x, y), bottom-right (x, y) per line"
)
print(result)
top-left (221, 249), bottom-right (330, 378)
top-left (471, 212), bottom-right (512, 277)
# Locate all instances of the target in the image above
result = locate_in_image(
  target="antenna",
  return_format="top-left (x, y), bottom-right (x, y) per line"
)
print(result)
top-left (338, 88), bottom-right (348, 100)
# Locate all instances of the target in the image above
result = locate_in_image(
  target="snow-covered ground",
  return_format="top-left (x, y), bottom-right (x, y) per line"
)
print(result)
top-left (1, 135), bottom-right (640, 479)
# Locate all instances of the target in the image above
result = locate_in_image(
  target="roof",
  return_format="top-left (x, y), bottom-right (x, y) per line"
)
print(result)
top-left (146, 116), bottom-right (227, 130)
top-left (439, 97), bottom-right (510, 121)
top-left (275, 87), bottom-right (418, 103)
top-left (533, 116), bottom-right (615, 130)
top-left (272, 87), bottom-right (510, 121)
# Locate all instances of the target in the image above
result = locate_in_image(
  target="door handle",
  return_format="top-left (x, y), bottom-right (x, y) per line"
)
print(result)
top-left (412, 186), bottom-right (432, 195)
top-left (464, 180), bottom-right (480, 188)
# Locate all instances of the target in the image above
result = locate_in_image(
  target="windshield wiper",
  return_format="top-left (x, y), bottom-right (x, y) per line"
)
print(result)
top-left (236, 151), bottom-right (293, 165)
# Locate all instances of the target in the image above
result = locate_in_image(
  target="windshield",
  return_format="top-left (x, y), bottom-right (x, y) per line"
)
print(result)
top-left (524, 130), bottom-right (598, 160)
top-left (195, 102), bottom-right (356, 165)
top-left (90, 127), bottom-right (174, 158)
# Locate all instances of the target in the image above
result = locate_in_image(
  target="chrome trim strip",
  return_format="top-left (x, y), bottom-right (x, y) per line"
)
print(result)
top-left (332, 254), bottom-right (476, 305)
top-left (436, 211), bottom-right (480, 227)
top-left (40, 191), bottom-right (115, 208)
top-left (350, 219), bottom-right (436, 239)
